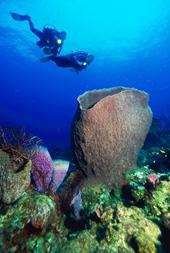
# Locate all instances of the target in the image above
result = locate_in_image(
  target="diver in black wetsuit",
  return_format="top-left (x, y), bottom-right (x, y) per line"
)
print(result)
top-left (10, 12), bottom-right (67, 56)
top-left (41, 51), bottom-right (94, 71)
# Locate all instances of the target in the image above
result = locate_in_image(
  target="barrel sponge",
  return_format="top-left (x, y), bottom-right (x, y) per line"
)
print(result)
top-left (71, 87), bottom-right (153, 187)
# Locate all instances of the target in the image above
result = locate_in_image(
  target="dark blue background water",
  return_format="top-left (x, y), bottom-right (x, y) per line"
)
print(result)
top-left (1, 0), bottom-right (170, 154)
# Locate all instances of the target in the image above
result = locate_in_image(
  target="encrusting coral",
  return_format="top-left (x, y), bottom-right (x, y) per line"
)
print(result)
top-left (47, 187), bottom-right (162, 253)
top-left (0, 190), bottom-right (62, 252)
top-left (145, 180), bottom-right (170, 218)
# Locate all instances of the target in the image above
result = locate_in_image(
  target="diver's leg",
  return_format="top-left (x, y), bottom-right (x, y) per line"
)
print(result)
top-left (27, 18), bottom-right (43, 39)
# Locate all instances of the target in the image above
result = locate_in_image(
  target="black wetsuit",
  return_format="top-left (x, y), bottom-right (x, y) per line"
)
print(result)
top-left (50, 52), bottom-right (89, 71)
top-left (27, 19), bottom-right (64, 54)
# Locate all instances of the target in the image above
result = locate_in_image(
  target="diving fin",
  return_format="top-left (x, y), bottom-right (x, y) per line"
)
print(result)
top-left (10, 12), bottom-right (30, 21)
top-left (40, 57), bottom-right (51, 63)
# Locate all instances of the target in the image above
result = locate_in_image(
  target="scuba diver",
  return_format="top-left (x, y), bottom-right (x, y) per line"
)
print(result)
top-left (40, 51), bottom-right (94, 72)
top-left (10, 12), bottom-right (67, 56)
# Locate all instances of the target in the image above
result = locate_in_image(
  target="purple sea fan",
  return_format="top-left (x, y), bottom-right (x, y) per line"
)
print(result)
top-left (29, 146), bottom-right (53, 193)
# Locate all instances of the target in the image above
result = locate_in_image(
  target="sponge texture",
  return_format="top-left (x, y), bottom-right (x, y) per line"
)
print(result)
top-left (71, 87), bottom-right (153, 187)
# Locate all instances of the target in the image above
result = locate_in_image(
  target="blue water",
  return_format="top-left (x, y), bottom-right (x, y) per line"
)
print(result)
top-left (1, 0), bottom-right (170, 152)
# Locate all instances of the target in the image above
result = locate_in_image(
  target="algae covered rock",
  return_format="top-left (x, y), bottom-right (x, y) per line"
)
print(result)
top-left (30, 193), bottom-right (59, 230)
top-left (0, 191), bottom-right (61, 252)
top-left (58, 204), bottom-right (161, 253)
top-left (82, 184), bottom-right (119, 214)
top-left (113, 204), bottom-right (161, 253)
top-left (124, 167), bottom-right (170, 205)
top-left (125, 167), bottom-right (154, 184)
top-left (124, 167), bottom-right (158, 202)
top-left (0, 149), bottom-right (31, 204)
top-left (64, 183), bottom-right (162, 253)
top-left (26, 232), bottom-right (61, 253)
top-left (58, 230), bottom-right (99, 253)
top-left (145, 180), bottom-right (170, 217)
top-left (89, 204), bottom-right (161, 253)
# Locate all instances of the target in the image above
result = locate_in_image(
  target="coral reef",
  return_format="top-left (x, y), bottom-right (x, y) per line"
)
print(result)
top-left (50, 192), bottom-right (162, 253)
top-left (0, 155), bottom-right (169, 252)
top-left (0, 90), bottom-right (170, 252)
top-left (71, 87), bottom-right (152, 187)
top-left (0, 149), bottom-right (31, 204)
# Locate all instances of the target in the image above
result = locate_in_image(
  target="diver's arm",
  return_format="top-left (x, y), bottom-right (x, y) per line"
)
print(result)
top-left (52, 45), bottom-right (62, 56)
top-left (57, 46), bottom-right (62, 54)
top-left (53, 36), bottom-right (63, 55)
top-left (74, 57), bottom-right (85, 66)
top-left (72, 53), bottom-right (88, 67)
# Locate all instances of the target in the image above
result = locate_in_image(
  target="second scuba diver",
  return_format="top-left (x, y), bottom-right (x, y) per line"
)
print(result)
top-left (40, 51), bottom-right (94, 72)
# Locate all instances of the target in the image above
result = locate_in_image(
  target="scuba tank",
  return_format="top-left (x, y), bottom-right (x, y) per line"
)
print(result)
top-left (42, 25), bottom-right (59, 47)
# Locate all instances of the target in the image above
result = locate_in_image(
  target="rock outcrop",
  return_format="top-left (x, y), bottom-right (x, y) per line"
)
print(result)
top-left (0, 150), bottom-right (31, 204)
